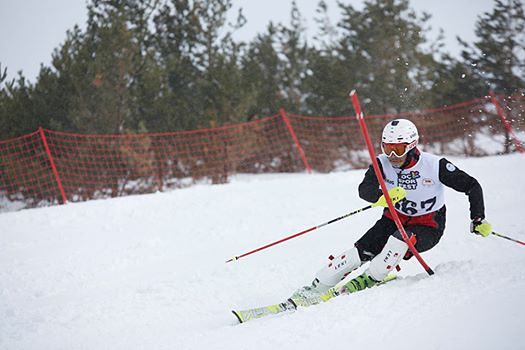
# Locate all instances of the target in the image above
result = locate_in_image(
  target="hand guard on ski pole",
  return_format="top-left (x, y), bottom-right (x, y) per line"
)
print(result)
top-left (373, 187), bottom-right (406, 208)
top-left (470, 218), bottom-right (492, 237)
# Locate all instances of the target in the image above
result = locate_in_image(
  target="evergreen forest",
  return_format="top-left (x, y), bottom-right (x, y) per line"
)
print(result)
top-left (1, 0), bottom-right (524, 140)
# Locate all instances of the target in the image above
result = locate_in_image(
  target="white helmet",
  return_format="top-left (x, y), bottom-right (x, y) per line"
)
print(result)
top-left (381, 119), bottom-right (419, 157)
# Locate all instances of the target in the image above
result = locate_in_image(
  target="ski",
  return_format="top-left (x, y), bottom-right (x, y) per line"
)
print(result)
top-left (232, 274), bottom-right (397, 324)
top-left (232, 299), bottom-right (298, 323)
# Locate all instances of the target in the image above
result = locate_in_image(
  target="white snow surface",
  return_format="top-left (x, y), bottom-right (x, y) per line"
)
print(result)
top-left (1, 154), bottom-right (524, 350)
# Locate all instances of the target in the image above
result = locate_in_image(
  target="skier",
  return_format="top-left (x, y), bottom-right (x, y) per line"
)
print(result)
top-left (291, 118), bottom-right (493, 301)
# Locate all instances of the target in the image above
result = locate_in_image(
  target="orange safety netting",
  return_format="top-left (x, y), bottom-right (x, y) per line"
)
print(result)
top-left (1, 94), bottom-right (523, 211)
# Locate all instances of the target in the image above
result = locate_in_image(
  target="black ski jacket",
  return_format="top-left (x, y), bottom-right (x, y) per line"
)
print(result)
top-left (358, 157), bottom-right (485, 220)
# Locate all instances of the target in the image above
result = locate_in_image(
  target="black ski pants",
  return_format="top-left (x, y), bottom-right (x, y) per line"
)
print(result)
top-left (354, 206), bottom-right (446, 261)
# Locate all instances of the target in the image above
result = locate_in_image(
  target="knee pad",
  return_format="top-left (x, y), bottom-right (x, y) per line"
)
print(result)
top-left (314, 247), bottom-right (362, 289)
top-left (367, 234), bottom-right (408, 282)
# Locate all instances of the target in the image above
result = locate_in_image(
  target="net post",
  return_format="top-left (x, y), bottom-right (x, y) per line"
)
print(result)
top-left (38, 127), bottom-right (68, 204)
top-left (279, 108), bottom-right (312, 173)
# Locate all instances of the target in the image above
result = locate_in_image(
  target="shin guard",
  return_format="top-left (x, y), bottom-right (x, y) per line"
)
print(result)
top-left (313, 247), bottom-right (362, 292)
top-left (367, 235), bottom-right (408, 282)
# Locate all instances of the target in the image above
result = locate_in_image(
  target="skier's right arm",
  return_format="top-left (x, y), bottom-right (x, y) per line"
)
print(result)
top-left (358, 162), bottom-right (383, 203)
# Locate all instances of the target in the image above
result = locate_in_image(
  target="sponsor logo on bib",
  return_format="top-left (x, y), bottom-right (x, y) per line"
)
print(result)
top-left (423, 178), bottom-right (434, 186)
top-left (397, 171), bottom-right (420, 190)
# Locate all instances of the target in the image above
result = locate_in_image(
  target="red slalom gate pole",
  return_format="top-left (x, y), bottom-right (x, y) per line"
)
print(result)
top-left (489, 91), bottom-right (525, 154)
top-left (349, 90), bottom-right (434, 276)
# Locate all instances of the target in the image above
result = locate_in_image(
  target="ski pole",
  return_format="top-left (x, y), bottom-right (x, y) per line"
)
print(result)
top-left (226, 188), bottom-right (406, 263)
top-left (492, 231), bottom-right (525, 246)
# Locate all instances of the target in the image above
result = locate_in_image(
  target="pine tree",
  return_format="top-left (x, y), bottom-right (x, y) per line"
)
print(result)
top-left (239, 23), bottom-right (283, 118)
top-left (459, 0), bottom-right (525, 95)
top-left (335, 0), bottom-right (438, 114)
top-left (0, 72), bottom-right (38, 139)
top-left (151, 0), bottom-right (248, 130)
top-left (68, 0), bottom-right (157, 133)
top-left (303, 0), bottom-right (356, 115)
top-left (277, 1), bottom-right (309, 113)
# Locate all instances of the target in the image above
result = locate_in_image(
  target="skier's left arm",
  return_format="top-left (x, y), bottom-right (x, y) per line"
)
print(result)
top-left (438, 158), bottom-right (492, 237)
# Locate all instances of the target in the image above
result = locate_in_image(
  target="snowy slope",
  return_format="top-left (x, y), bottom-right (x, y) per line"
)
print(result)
top-left (1, 154), bottom-right (524, 350)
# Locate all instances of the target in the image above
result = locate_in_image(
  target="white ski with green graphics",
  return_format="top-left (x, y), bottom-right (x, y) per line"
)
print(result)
top-left (232, 299), bottom-right (298, 323)
top-left (232, 274), bottom-right (397, 324)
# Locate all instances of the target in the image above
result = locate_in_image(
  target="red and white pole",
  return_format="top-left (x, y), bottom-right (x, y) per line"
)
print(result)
top-left (489, 91), bottom-right (525, 154)
top-left (349, 90), bottom-right (434, 276)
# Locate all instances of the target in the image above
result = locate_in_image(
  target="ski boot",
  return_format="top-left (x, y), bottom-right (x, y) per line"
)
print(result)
top-left (290, 278), bottom-right (338, 307)
top-left (339, 273), bottom-right (378, 294)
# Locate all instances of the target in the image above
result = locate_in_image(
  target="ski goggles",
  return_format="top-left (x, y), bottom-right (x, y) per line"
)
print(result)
top-left (381, 142), bottom-right (415, 157)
